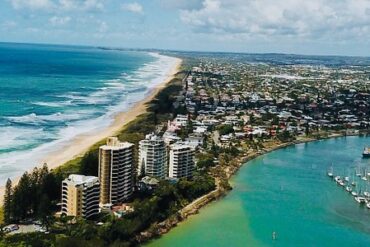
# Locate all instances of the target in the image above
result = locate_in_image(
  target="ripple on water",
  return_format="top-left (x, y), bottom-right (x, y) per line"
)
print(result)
top-left (147, 136), bottom-right (370, 247)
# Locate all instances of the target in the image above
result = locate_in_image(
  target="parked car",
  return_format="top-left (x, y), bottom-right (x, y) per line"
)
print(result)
top-left (3, 224), bottom-right (19, 233)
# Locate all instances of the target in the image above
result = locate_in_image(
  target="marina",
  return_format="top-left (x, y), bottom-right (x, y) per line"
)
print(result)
top-left (328, 162), bottom-right (370, 209)
top-left (147, 136), bottom-right (370, 247)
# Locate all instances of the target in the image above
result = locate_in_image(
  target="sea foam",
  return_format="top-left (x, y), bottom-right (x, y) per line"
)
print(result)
top-left (0, 52), bottom-right (179, 184)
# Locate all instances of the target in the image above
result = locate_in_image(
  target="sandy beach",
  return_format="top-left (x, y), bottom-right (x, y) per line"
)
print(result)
top-left (0, 57), bottom-right (182, 204)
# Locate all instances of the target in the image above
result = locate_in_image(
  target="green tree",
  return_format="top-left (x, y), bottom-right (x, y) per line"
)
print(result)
top-left (12, 172), bottom-right (32, 220)
top-left (3, 178), bottom-right (13, 224)
top-left (277, 130), bottom-right (294, 142)
top-left (139, 158), bottom-right (146, 178)
top-left (42, 172), bottom-right (60, 203)
top-left (187, 116), bottom-right (194, 134)
top-left (37, 194), bottom-right (53, 231)
top-left (218, 124), bottom-right (234, 136)
top-left (305, 122), bottom-right (310, 136)
top-left (80, 151), bottom-right (99, 176)
top-left (30, 167), bottom-right (41, 215)
top-left (197, 157), bottom-right (214, 169)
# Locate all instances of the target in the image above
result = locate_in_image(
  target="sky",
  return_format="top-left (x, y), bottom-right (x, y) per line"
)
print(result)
top-left (0, 0), bottom-right (370, 56)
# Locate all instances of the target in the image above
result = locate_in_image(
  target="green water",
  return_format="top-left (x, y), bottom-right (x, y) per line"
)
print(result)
top-left (147, 136), bottom-right (370, 246)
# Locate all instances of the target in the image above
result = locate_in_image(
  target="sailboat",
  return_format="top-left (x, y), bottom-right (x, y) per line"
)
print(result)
top-left (338, 180), bottom-right (345, 187)
top-left (345, 186), bottom-right (352, 192)
top-left (355, 196), bottom-right (367, 204)
top-left (272, 231), bottom-right (277, 240)
top-left (363, 182), bottom-right (370, 198)
top-left (327, 164), bottom-right (333, 178)
top-left (351, 170), bottom-right (356, 186)
top-left (356, 167), bottom-right (362, 177)
top-left (361, 168), bottom-right (368, 181)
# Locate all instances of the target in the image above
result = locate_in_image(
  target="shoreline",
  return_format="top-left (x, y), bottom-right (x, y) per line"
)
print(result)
top-left (140, 132), bottom-right (362, 244)
top-left (42, 56), bottom-right (182, 171)
top-left (0, 56), bottom-right (183, 203)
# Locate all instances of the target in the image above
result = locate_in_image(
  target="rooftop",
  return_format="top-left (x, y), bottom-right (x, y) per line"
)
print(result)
top-left (64, 174), bottom-right (99, 186)
top-left (100, 137), bottom-right (134, 150)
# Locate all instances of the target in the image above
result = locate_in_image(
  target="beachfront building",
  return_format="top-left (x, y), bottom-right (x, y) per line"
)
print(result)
top-left (99, 137), bottom-right (134, 205)
top-left (138, 133), bottom-right (167, 179)
top-left (169, 144), bottom-right (195, 179)
top-left (61, 174), bottom-right (100, 219)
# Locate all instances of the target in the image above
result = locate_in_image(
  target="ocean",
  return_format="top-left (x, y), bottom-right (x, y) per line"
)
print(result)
top-left (0, 42), bottom-right (178, 184)
top-left (147, 136), bottom-right (370, 246)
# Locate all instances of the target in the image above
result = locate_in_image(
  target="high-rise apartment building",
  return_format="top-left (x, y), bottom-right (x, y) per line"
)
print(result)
top-left (138, 133), bottom-right (167, 179)
top-left (99, 137), bottom-right (134, 205)
top-left (61, 174), bottom-right (100, 219)
top-left (168, 144), bottom-right (195, 179)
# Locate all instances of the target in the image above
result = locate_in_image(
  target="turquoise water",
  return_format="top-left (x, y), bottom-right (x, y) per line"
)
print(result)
top-left (0, 43), bottom-right (178, 184)
top-left (147, 136), bottom-right (370, 246)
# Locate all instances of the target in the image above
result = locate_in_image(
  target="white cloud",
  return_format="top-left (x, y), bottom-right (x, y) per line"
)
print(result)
top-left (157, 0), bottom-right (203, 10)
top-left (9, 0), bottom-right (104, 11)
top-left (59, 0), bottom-right (104, 11)
top-left (122, 2), bottom-right (143, 14)
top-left (97, 20), bottom-right (108, 33)
top-left (1, 21), bottom-right (17, 31)
top-left (2, 21), bottom-right (17, 28)
top-left (180, 0), bottom-right (370, 41)
top-left (10, 0), bottom-right (54, 10)
top-left (49, 16), bottom-right (71, 26)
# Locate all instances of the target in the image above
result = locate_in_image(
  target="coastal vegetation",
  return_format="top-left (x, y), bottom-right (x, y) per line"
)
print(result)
top-left (217, 124), bottom-right (234, 136)
top-left (0, 64), bottom-right (216, 246)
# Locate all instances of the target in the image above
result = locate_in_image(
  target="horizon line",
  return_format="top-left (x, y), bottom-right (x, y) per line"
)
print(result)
top-left (1, 40), bottom-right (369, 59)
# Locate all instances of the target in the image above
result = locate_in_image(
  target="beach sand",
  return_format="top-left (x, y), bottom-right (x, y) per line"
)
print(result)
top-left (0, 57), bottom-right (182, 204)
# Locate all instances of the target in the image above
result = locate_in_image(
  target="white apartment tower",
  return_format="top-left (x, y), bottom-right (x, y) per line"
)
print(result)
top-left (138, 133), bottom-right (167, 179)
top-left (169, 144), bottom-right (195, 179)
top-left (99, 137), bottom-right (134, 205)
top-left (61, 174), bottom-right (100, 219)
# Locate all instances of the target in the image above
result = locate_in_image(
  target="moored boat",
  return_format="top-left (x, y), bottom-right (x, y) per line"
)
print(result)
top-left (355, 196), bottom-right (367, 204)
top-left (356, 167), bottom-right (362, 177)
top-left (339, 180), bottom-right (345, 186)
top-left (363, 147), bottom-right (370, 158)
top-left (352, 171), bottom-right (356, 186)
top-left (327, 165), bottom-right (333, 178)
